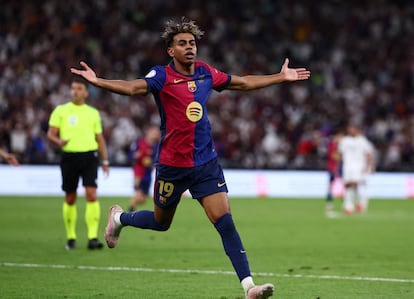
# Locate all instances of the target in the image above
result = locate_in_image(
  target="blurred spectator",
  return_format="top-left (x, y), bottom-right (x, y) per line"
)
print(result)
top-left (1, 0), bottom-right (414, 170)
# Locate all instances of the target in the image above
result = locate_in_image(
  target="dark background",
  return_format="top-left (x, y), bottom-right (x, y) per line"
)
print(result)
top-left (1, 0), bottom-right (413, 171)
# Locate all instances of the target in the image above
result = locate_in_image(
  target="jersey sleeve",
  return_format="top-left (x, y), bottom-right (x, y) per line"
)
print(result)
top-left (94, 109), bottom-right (103, 135)
top-left (143, 66), bottom-right (166, 94)
top-left (205, 63), bottom-right (231, 92)
top-left (48, 106), bottom-right (62, 128)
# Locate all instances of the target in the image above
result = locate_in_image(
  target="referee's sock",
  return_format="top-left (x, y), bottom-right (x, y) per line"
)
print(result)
top-left (214, 213), bottom-right (251, 282)
top-left (63, 202), bottom-right (77, 240)
top-left (85, 201), bottom-right (101, 239)
top-left (120, 210), bottom-right (169, 231)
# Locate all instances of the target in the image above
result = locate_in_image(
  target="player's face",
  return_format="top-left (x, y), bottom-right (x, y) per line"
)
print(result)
top-left (168, 33), bottom-right (197, 65)
top-left (70, 82), bottom-right (88, 104)
top-left (347, 125), bottom-right (358, 136)
top-left (146, 127), bottom-right (160, 143)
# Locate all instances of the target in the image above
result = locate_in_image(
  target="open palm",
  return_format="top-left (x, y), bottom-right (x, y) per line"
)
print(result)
top-left (280, 58), bottom-right (311, 81)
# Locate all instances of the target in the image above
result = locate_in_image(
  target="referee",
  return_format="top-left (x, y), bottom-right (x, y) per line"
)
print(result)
top-left (47, 77), bottom-right (109, 250)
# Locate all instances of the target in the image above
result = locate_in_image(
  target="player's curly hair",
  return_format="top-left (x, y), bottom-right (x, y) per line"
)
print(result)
top-left (161, 17), bottom-right (204, 47)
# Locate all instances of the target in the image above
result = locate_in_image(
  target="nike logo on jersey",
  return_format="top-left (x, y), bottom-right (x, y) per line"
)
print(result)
top-left (217, 182), bottom-right (226, 187)
top-left (173, 79), bottom-right (184, 84)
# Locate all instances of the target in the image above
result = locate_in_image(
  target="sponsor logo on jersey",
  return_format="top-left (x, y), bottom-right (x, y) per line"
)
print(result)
top-left (186, 102), bottom-right (203, 122)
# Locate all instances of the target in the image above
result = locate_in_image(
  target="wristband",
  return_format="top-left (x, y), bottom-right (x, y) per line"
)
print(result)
top-left (102, 160), bottom-right (110, 166)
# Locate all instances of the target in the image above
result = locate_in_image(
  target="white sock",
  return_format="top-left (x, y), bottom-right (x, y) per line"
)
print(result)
top-left (357, 183), bottom-right (369, 211)
top-left (343, 188), bottom-right (355, 212)
top-left (241, 276), bottom-right (255, 293)
top-left (114, 212), bottom-right (122, 226)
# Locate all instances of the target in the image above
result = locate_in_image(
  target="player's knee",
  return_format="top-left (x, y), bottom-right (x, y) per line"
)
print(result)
top-left (155, 222), bottom-right (170, 232)
top-left (214, 213), bottom-right (236, 234)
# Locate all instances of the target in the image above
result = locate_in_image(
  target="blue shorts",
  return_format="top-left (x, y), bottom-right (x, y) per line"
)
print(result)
top-left (134, 176), bottom-right (151, 194)
top-left (154, 158), bottom-right (228, 209)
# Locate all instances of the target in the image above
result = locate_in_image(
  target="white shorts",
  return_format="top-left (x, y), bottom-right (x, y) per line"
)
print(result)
top-left (342, 166), bottom-right (367, 183)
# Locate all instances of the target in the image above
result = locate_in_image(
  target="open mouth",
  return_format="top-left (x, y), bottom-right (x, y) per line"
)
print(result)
top-left (185, 52), bottom-right (195, 59)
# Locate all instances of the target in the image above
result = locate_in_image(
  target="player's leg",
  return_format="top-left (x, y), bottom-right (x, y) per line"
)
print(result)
top-left (63, 191), bottom-right (77, 249)
top-left (105, 170), bottom-right (185, 248)
top-left (129, 177), bottom-right (150, 211)
top-left (326, 172), bottom-right (335, 213)
top-left (356, 180), bottom-right (368, 213)
top-left (192, 158), bottom-right (274, 298)
top-left (342, 168), bottom-right (358, 215)
top-left (199, 192), bottom-right (274, 298)
top-left (82, 151), bottom-right (103, 249)
top-left (343, 182), bottom-right (357, 214)
top-left (60, 153), bottom-right (80, 250)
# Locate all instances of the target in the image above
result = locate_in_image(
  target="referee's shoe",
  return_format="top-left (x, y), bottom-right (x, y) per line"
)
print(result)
top-left (88, 238), bottom-right (104, 250)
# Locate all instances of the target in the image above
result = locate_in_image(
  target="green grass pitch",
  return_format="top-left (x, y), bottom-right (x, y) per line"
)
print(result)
top-left (0, 196), bottom-right (413, 298)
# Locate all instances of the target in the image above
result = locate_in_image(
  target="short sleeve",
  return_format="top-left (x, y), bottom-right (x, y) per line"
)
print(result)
top-left (48, 106), bottom-right (62, 128)
top-left (94, 110), bottom-right (103, 135)
top-left (143, 66), bottom-right (166, 94)
top-left (205, 63), bottom-right (231, 92)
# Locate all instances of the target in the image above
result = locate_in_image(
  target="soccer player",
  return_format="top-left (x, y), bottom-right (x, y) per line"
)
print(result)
top-left (338, 123), bottom-right (375, 214)
top-left (128, 125), bottom-right (160, 211)
top-left (325, 128), bottom-right (343, 216)
top-left (0, 149), bottom-right (19, 166)
top-left (47, 77), bottom-right (110, 250)
top-left (71, 17), bottom-right (310, 298)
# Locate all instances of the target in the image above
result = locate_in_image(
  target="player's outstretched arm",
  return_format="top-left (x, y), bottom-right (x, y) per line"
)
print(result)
top-left (227, 58), bottom-right (310, 91)
top-left (70, 61), bottom-right (148, 96)
top-left (0, 149), bottom-right (19, 166)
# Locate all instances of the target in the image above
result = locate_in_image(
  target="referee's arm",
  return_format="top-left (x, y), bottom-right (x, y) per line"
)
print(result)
top-left (47, 126), bottom-right (68, 148)
top-left (96, 133), bottom-right (109, 175)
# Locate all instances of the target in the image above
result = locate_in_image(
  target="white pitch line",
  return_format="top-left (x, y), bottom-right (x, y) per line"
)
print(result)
top-left (2, 262), bottom-right (414, 284)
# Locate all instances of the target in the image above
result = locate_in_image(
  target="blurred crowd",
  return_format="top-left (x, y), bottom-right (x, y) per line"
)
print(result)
top-left (1, 0), bottom-right (413, 171)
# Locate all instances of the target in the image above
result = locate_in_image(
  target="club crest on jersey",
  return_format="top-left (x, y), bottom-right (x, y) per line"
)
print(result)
top-left (187, 81), bottom-right (197, 92)
top-left (159, 196), bottom-right (167, 204)
top-left (186, 102), bottom-right (203, 122)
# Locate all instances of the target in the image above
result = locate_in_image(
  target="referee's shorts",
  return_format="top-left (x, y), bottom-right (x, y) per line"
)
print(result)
top-left (60, 151), bottom-right (99, 192)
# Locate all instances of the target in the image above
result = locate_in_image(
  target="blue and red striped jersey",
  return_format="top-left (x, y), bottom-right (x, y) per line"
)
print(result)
top-left (144, 61), bottom-right (231, 167)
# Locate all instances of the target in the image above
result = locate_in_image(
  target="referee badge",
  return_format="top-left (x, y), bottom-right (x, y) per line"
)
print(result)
top-left (69, 115), bottom-right (77, 125)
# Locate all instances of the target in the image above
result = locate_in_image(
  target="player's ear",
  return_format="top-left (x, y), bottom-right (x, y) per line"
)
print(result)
top-left (167, 47), bottom-right (174, 58)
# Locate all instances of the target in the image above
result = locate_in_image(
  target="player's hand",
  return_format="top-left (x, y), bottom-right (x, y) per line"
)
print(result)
top-left (59, 139), bottom-right (68, 148)
top-left (5, 153), bottom-right (19, 166)
top-left (102, 165), bottom-right (110, 178)
top-left (70, 61), bottom-right (98, 84)
top-left (280, 58), bottom-right (311, 81)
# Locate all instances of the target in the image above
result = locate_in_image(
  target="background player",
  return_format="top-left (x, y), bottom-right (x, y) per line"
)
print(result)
top-left (338, 123), bottom-right (375, 214)
top-left (128, 125), bottom-right (160, 211)
top-left (325, 127), bottom-right (343, 216)
top-left (47, 77), bottom-right (110, 250)
top-left (71, 17), bottom-right (310, 298)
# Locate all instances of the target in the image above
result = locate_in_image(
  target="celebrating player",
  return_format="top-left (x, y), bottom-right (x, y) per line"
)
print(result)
top-left (71, 17), bottom-right (310, 299)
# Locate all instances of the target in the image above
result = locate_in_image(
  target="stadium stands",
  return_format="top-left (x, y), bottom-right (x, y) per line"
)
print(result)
top-left (1, 0), bottom-right (413, 171)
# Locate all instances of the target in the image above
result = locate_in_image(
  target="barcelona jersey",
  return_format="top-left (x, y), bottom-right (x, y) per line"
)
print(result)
top-left (144, 61), bottom-right (231, 167)
top-left (132, 138), bottom-right (157, 179)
